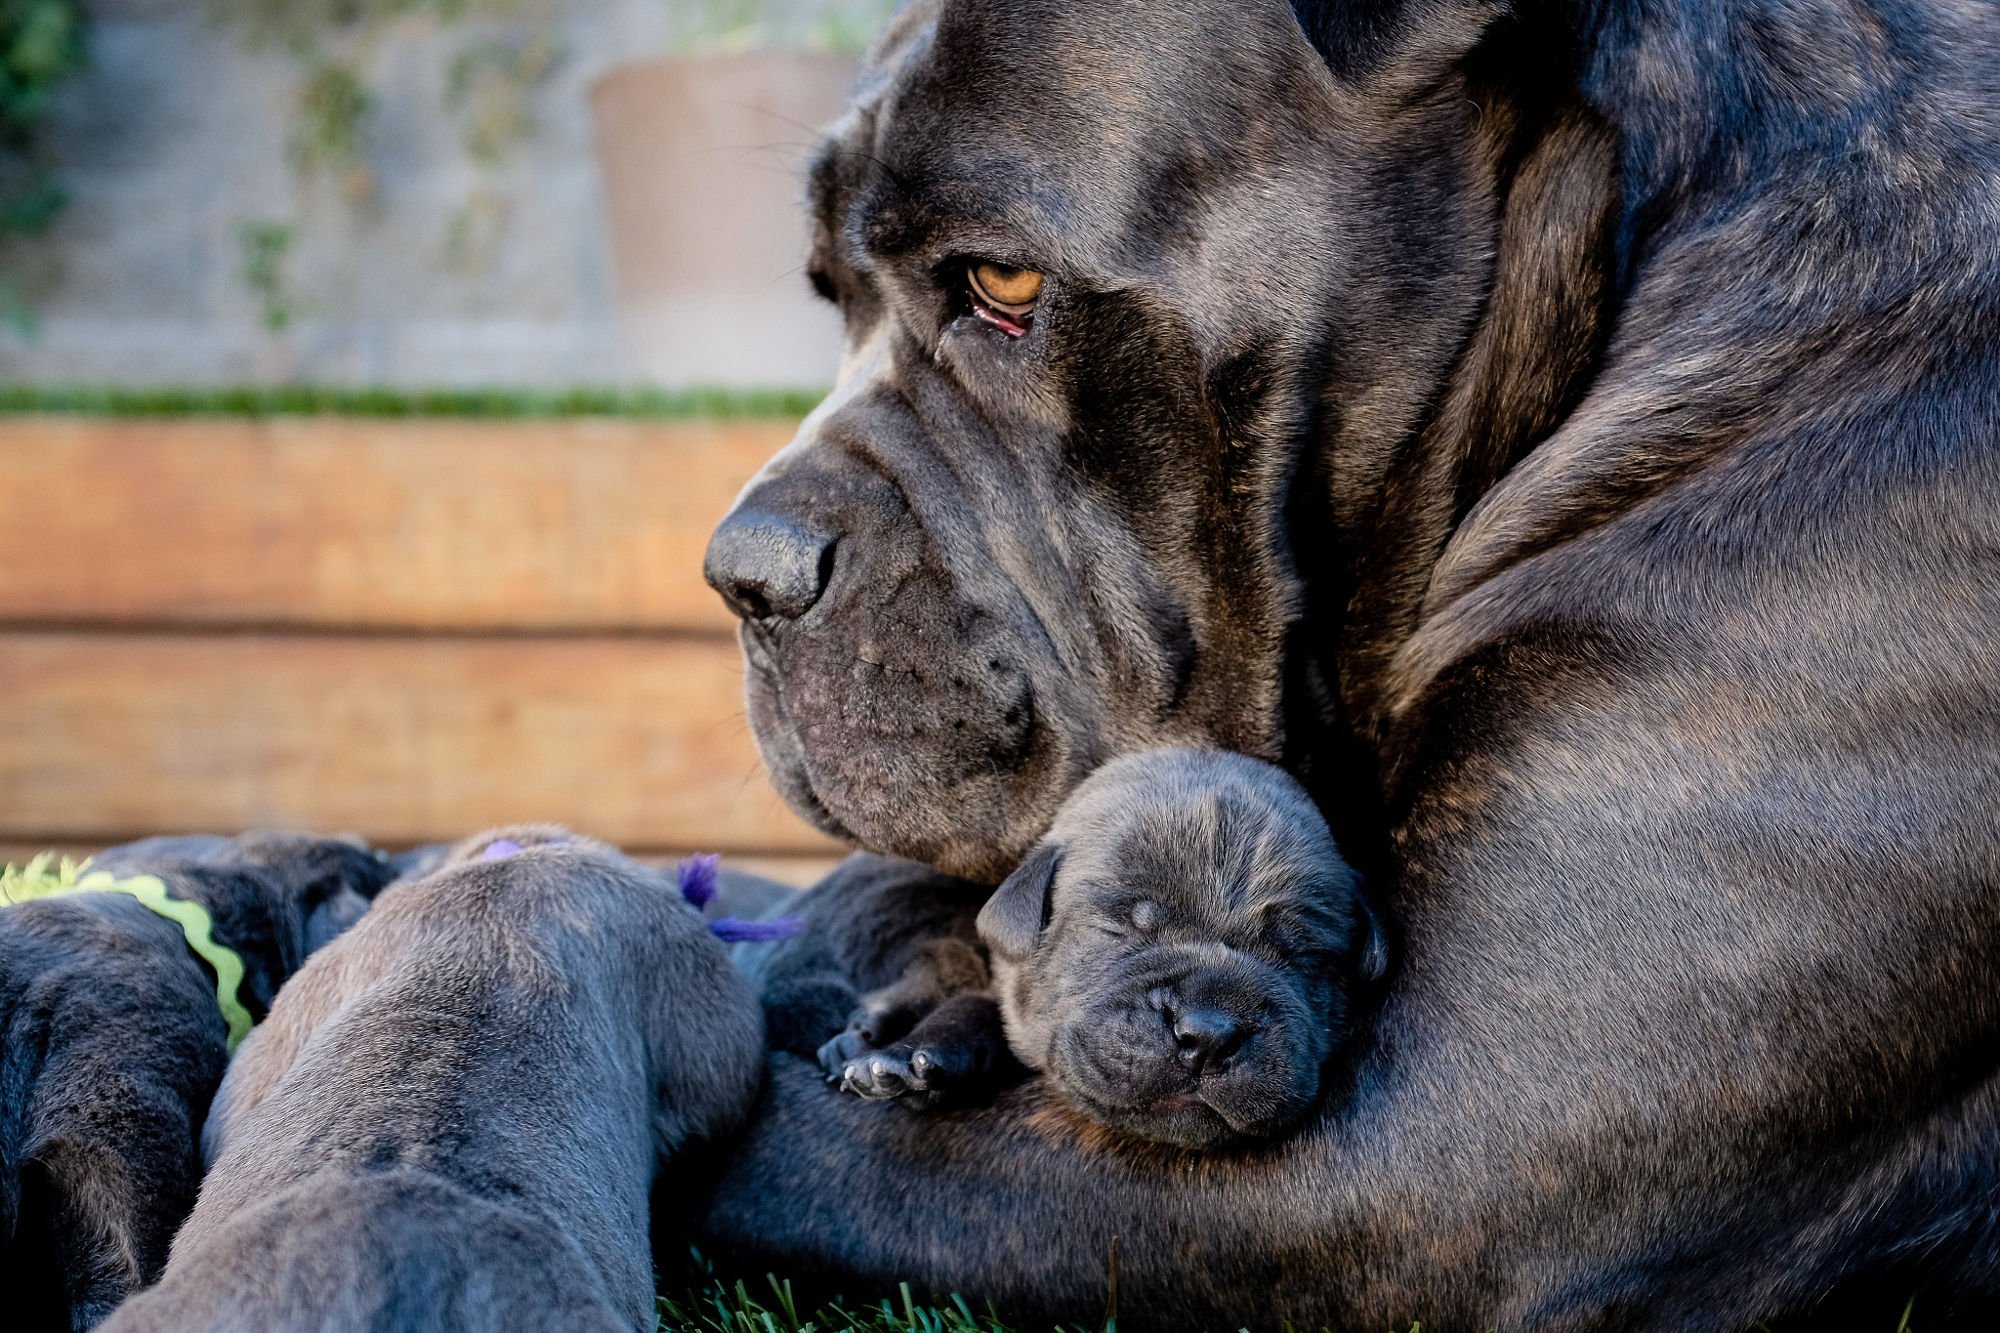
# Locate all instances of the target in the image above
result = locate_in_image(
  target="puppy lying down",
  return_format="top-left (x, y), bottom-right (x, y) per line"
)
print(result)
top-left (102, 827), bottom-right (763, 1333)
top-left (825, 749), bottom-right (1385, 1148)
top-left (0, 833), bottom-right (390, 1331)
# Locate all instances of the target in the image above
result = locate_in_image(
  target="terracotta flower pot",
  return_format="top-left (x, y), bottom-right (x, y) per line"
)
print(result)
top-left (589, 52), bottom-right (855, 390)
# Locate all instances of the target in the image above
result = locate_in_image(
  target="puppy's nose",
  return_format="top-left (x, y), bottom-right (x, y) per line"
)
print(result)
top-left (704, 509), bottom-right (834, 623)
top-left (1171, 1004), bottom-right (1248, 1076)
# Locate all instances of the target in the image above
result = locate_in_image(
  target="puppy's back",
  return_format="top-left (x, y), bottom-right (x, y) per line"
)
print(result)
top-left (102, 1169), bottom-right (627, 1333)
top-left (121, 834), bottom-right (762, 1333)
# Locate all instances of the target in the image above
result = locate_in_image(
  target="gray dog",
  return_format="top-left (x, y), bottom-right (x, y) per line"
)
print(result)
top-left (101, 827), bottom-right (763, 1333)
top-left (819, 749), bottom-right (1385, 1148)
top-left (0, 832), bottom-right (390, 1332)
top-left (695, 0), bottom-right (2000, 1326)
top-left (980, 749), bottom-right (1383, 1148)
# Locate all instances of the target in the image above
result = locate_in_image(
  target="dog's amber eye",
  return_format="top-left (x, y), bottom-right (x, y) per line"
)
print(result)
top-left (967, 261), bottom-right (1044, 334)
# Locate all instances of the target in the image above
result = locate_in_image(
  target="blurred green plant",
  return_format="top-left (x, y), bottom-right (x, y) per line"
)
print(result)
top-left (291, 58), bottom-right (375, 199)
top-left (238, 220), bottom-right (299, 330)
top-left (448, 30), bottom-right (557, 167)
top-left (214, 0), bottom-right (555, 205)
top-left (0, 0), bottom-right (84, 332)
top-left (0, 0), bottom-right (84, 237)
top-left (667, 0), bottom-right (899, 55)
top-left (211, 0), bottom-right (561, 327)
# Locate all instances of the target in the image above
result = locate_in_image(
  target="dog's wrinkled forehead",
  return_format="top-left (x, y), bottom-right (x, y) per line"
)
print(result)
top-left (816, 0), bottom-right (1342, 290)
top-left (1048, 750), bottom-right (1348, 929)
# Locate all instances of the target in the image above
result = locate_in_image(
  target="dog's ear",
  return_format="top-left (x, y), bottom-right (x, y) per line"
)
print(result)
top-left (1351, 885), bottom-right (1393, 985)
top-left (303, 886), bottom-right (372, 955)
top-left (1285, 0), bottom-right (1509, 85)
top-left (976, 843), bottom-right (1062, 962)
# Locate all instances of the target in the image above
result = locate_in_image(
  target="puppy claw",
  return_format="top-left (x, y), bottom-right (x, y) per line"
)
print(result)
top-left (828, 1041), bottom-right (976, 1113)
top-left (814, 1026), bottom-right (874, 1081)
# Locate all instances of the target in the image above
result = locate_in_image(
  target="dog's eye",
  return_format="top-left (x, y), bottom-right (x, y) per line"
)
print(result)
top-left (967, 260), bottom-right (1043, 336)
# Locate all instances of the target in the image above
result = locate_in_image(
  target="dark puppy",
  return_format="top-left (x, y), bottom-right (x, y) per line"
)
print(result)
top-left (819, 750), bottom-right (1382, 1147)
top-left (102, 826), bottom-right (762, 1333)
top-left (981, 749), bottom-right (1382, 1148)
top-left (0, 833), bottom-right (390, 1332)
top-left (745, 853), bottom-right (999, 1093)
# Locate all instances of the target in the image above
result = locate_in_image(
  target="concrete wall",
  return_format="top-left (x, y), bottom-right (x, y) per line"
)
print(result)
top-left (0, 0), bottom-right (865, 387)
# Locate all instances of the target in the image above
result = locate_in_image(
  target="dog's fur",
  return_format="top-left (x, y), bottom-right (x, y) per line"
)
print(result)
top-left (0, 833), bottom-right (390, 1332)
top-left (695, 0), bottom-right (2000, 1327)
top-left (816, 749), bottom-right (1382, 1147)
top-left (101, 827), bottom-right (763, 1333)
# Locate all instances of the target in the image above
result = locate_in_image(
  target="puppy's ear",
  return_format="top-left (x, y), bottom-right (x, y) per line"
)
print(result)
top-left (1352, 886), bottom-right (1392, 984)
top-left (976, 843), bottom-right (1061, 961)
top-left (303, 886), bottom-right (371, 954)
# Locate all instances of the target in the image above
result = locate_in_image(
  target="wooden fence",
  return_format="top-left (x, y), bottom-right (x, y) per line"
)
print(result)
top-left (0, 417), bottom-right (844, 883)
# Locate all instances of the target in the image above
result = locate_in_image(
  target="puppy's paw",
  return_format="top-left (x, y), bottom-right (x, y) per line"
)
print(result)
top-left (816, 1020), bottom-right (879, 1081)
top-left (830, 1040), bottom-right (960, 1111)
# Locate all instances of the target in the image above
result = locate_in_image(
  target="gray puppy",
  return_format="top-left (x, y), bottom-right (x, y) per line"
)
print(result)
top-left (980, 749), bottom-right (1385, 1148)
top-left (101, 826), bottom-right (764, 1333)
top-left (0, 832), bottom-right (390, 1332)
top-left (824, 749), bottom-right (1385, 1148)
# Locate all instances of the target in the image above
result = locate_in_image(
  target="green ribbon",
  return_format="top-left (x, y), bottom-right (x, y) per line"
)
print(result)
top-left (3, 856), bottom-right (254, 1052)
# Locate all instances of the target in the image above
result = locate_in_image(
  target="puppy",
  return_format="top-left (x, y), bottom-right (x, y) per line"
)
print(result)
top-left (102, 826), bottom-right (763, 1333)
top-left (0, 832), bottom-right (391, 1332)
top-left (825, 750), bottom-right (1385, 1148)
top-left (980, 749), bottom-right (1386, 1148)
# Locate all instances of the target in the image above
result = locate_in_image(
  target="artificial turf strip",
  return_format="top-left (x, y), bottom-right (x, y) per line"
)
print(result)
top-left (0, 385), bottom-right (825, 420)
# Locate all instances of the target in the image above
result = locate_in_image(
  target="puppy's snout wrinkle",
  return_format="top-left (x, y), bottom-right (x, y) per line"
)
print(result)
top-left (704, 507), bottom-right (836, 624)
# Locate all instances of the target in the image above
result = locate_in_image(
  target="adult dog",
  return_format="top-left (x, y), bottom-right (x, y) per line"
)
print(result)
top-left (698, 0), bottom-right (2000, 1328)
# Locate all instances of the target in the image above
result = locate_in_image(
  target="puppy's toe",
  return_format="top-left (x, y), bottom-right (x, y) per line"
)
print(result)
top-left (839, 1052), bottom-right (918, 1102)
top-left (898, 1043), bottom-right (969, 1102)
top-left (832, 1043), bottom-right (966, 1111)
top-left (816, 1025), bottom-right (875, 1081)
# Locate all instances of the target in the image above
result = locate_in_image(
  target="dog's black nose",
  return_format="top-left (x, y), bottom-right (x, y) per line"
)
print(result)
top-left (1171, 1005), bottom-right (1248, 1075)
top-left (704, 509), bottom-right (835, 623)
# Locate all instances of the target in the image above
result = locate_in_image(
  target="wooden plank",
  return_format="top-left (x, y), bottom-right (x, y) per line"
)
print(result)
top-left (0, 632), bottom-right (843, 854)
top-left (0, 418), bottom-right (796, 630)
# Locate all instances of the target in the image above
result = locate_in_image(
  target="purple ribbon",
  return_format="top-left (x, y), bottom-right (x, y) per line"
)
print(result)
top-left (678, 852), bottom-right (802, 942)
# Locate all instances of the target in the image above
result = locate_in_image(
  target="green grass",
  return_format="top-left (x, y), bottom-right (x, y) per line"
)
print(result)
top-left (658, 1273), bottom-right (1034, 1333)
top-left (657, 1249), bottom-right (1120, 1333)
top-left (0, 384), bottom-right (825, 419)
top-left (663, 1267), bottom-right (1926, 1333)
top-left (655, 1257), bottom-right (1419, 1333)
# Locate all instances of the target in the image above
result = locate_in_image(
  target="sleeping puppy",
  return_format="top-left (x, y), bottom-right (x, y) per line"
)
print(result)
top-left (826, 750), bottom-right (1386, 1149)
top-left (102, 826), bottom-right (763, 1333)
top-left (0, 832), bottom-right (391, 1332)
top-left (980, 749), bottom-right (1387, 1148)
